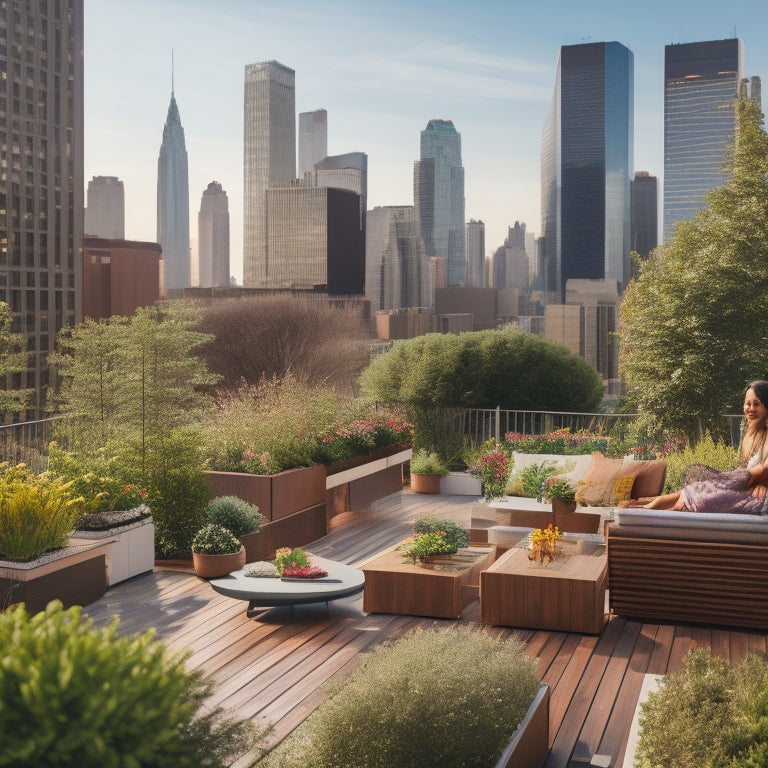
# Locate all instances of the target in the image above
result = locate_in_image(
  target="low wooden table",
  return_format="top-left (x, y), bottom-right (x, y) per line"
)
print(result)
top-left (362, 544), bottom-right (495, 619)
top-left (480, 536), bottom-right (607, 634)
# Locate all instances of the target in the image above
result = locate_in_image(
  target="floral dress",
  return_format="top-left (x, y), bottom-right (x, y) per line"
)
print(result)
top-left (681, 468), bottom-right (768, 515)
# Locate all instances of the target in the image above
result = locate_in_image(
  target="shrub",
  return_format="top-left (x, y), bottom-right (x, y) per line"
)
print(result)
top-left (468, 439), bottom-right (511, 502)
top-left (412, 513), bottom-right (469, 551)
top-left (0, 601), bottom-right (262, 767)
top-left (399, 531), bottom-right (455, 563)
top-left (503, 428), bottom-right (609, 455)
top-left (191, 524), bottom-right (242, 555)
top-left (409, 450), bottom-right (449, 476)
top-left (663, 431), bottom-right (739, 492)
top-left (206, 496), bottom-right (263, 538)
top-left (635, 648), bottom-right (768, 768)
top-left (0, 464), bottom-right (83, 562)
top-left (260, 627), bottom-right (540, 768)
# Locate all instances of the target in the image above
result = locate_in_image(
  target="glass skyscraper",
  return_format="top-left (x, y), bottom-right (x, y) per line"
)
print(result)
top-left (197, 181), bottom-right (230, 288)
top-left (298, 109), bottom-right (328, 178)
top-left (243, 61), bottom-right (296, 287)
top-left (414, 119), bottom-right (466, 287)
top-left (0, 0), bottom-right (83, 415)
top-left (541, 42), bottom-right (633, 300)
top-left (663, 39), bottom-right (743, 241)
top-left (157, 91), bottom-right (190, 293)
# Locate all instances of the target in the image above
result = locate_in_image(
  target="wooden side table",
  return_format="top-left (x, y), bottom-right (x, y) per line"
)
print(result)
top-left (362, 544), bottom-right (495, 619)
top-left (479, 538), bottom-right (607, 634)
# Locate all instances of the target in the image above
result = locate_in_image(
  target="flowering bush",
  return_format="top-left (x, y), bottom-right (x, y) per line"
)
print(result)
top-left (503, 428), bottom-right (608, 456)
top-left (191, 524), bottom-right (242, 556)
top-left (468, 441), bottom-right (510, 502)
top-left (412, 514), bottom-right (469, 551)
top-left (542, 477), bottom-right (576, 501)
top-left (273, 547), bottom-right (309, 575)
top-left (203, 377), bottom-right (411, 474)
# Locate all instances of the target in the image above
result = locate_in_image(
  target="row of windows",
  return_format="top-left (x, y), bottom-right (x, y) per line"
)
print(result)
top-left (0, 269), bottom-right (74, 287)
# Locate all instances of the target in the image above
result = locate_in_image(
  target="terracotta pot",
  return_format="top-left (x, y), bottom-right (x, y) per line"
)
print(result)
top-left (410, 473), bottom-right (443, 494)
top-left (192, 546), bottom-right (246, 579)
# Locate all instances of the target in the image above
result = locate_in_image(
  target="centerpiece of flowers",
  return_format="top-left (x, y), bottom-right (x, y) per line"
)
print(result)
top-left (528, 524), bottom-right (562, 565)
top-left (273, 547), bottom-right (328, 579)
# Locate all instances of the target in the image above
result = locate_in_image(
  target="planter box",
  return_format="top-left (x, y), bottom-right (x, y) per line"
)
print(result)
top-left (440, 472), bottom-right (482, 496)
top-left (204, 464), bottom-right (326, 522)
top-left (493, 684), bottom-right (550, 768)
top-left (0, 540), bottom-right (111, 613)
top-left (73, 517), bottom-right (155, 586)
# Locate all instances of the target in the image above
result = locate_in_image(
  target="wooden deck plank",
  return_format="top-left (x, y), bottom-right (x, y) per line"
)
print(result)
top-left (80, 489), bottom-right (768, 768)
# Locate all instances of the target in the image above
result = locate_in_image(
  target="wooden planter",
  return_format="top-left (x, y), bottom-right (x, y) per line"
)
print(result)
top-left (410, 473), bottom-right (443, 494)
top-left (203, 465), bottom-right (326, 522)
top-left (192, 546), bottom-right (246, 579)
top-left (0, 539), bottom-right (111, 613)
top-left (493, 684), bottom-right (550, 768)
top-left (238, 530), bottom-right (262, 563)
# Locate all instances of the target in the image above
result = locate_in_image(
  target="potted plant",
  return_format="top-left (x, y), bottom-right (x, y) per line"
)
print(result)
top-left (409, 450), bottom-right (449, 494)
top-left (468, 442), bottom-right (511, 502)
top-left (542, 477), bottom-right (577, 516)
top-left (205, 495), bottom-right (263, 562)
top-left (191, 524), bottom-right (245, 579)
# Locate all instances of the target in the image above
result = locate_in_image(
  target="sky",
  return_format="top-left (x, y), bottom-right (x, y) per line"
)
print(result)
top-left (84, 0), bottom-right (768, 283)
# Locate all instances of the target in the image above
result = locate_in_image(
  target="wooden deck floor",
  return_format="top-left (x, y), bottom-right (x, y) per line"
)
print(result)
top-left (84, 489), bottom-right (768, 768)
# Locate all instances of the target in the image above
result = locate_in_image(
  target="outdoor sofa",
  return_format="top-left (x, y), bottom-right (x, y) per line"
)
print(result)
top-left (607, 507), bottom-right (768, 630)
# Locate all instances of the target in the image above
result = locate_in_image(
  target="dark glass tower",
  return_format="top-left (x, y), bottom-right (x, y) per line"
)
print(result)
top-left (414, 119), bottom-right (466, 287)
top-left (541, 42), bottom-right (633, 300)
top-left (0, 0), bottom-right (84, 416)
top-left (157, 90), bottom-right (190, 293)
top-left (631, 171), bottom-right (658, 262)
top-left (663, 39), bottom-right (743, 241)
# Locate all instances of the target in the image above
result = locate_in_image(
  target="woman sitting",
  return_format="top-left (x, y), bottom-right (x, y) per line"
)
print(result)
top-left (644, 380), bottom-right (768, 514)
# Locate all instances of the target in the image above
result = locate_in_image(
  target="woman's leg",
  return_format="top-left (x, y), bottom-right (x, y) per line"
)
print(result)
top-left (643, 491), bottom-right (683, 509)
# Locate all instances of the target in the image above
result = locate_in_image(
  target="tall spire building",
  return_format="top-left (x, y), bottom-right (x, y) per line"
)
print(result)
top-left (541, 41), bottom-right (633, 300)
top-left (157, 73), bottom-right (190, 294)
top-left (414, 119), bottom-right (466, 287)
top-left (243, 60), bottom-right (296, 287)
top-left (0, 0), bottom-right (84, 415)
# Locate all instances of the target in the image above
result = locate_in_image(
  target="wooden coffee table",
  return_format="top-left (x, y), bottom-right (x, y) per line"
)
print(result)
top-left (479, 536), bottom-right (607, 634)
top-left (362, 544), bottom-right (495, 619)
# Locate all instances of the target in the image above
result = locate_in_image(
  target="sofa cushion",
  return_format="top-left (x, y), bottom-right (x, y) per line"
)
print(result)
top-left (621, 458), bottom-right (667, 498)
top-left (575, 452), bottom-right (633, 505)
top-left (507, 452), bottom-right (592, 496)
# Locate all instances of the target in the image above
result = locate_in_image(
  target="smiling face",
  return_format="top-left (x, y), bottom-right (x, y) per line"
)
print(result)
top-left (744, 387), bottom-right (768, 427)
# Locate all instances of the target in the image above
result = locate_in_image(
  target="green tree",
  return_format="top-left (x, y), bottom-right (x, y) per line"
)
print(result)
top-left (0, 302), bottom-right (33, 415)
top-left (358, 329), bottom-right (603, 449)
top-left (620, 95), bottom-right (768, 437)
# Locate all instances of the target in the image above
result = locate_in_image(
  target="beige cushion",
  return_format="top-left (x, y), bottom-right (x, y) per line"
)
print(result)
top-left (622, 458), bottom-right (667, 498)
top-left (507, 452), bottom-right (593, 496)
top-left (575, 452), bottom-right (634, 506)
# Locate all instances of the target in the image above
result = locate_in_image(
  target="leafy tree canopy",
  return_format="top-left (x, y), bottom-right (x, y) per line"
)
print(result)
top-left (0, 302), bottom-right (33, 415)
top-left (359, 329), bottom-right (604, 412)
top-left (620, 95), bottom-right (768, 436)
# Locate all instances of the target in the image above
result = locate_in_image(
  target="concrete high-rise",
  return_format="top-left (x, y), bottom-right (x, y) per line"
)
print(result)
top-left (157, 90), bottom-right (190, 293)
top-left (414, 119), bottom-right (466, 287)
top-left (465, 220), bottom-right (485, 288)
top-left (541, 42), bottom-right (633, 300)
top-left (197, 182), bottom-right (230, 288)
top-left (366, 206), bottom-right (430, 311)
top-left (299, 109), bottom-right (328, 178)
top-left (663, 39), bottom-right (743, 240)
top-left (85, 176), bottom-right (125, 239)
top-left (243, 60), bottom-right (296, 287)
top-left (0, 1), bottom-right (84, 415)
top-left (631, 171), bottom-right (658, 261)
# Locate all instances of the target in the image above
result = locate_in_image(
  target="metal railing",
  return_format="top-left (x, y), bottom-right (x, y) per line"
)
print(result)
top-left (0, 417), bottom-right (59, 471)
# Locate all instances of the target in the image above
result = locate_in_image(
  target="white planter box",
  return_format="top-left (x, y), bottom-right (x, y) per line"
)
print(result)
top-left (74, 517), bottom-right (155, 586)
top-left (440, 472), bottom-right (482, 496)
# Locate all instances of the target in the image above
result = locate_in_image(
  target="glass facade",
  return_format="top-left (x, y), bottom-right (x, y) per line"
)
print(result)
top-left (631, 171), bottom-right (658, 260)
top-left (414, 119), bottom-right (465, 287)
top-left (298, 109), bottom-right (327, 178)
top-left (157, 93), bottom-right (190, 292)
top-left (0, 0), bottom-right (83, 415)
top-left (197, 181), bottom-right (230, 288)
top-left (243, 61), bottom-right (295, 287)
top-left (541, 42), bottom-right (633, 300)
top-left (663, 39), bottom-right (743, 241)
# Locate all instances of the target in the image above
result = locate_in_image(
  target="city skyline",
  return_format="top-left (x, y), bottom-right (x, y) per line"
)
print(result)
top-left (84, 1), bottom-right (768, 283)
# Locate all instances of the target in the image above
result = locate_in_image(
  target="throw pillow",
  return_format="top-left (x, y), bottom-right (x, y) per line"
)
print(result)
top-left (575, 452), bottom-right (631, 506)
top-left (622, 459), bottom-right (667, 498)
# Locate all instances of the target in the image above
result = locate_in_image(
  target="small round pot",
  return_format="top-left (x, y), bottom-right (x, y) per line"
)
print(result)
top-left (192, 546), bottom-right (246, 579)
top-left (551, 498), bottom-right (577, 517)
top-left (410, 473), bottom-right (443, 494)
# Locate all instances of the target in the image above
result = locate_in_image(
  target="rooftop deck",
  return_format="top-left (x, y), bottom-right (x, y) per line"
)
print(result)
top-left (84, 489), bottom-right (768, 768)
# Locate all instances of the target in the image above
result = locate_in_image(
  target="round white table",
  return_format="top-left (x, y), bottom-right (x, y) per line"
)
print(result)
top-left (209, 555), bottom-right (365, 617)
